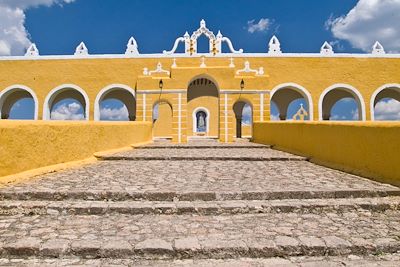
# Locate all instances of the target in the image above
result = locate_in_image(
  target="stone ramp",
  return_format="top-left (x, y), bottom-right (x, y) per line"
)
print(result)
top-left (0, 140), bottom-right (399, 264)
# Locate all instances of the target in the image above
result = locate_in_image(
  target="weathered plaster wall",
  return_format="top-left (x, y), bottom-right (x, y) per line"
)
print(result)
top-left (253, 122), bottom-right (400, 186)
top-left (0, 121), bottom-right (152, 177)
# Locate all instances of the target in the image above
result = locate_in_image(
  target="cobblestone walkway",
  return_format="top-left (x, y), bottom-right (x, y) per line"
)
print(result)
top-left (0, 139), bottom-right (399, 266)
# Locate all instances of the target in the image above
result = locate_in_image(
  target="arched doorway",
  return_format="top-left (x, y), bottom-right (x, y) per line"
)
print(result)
top-left (270, 83), bottom-right (313, 121)
top-left (94, 84), bottom-right (136, 121)
top-left (152, 101), bottom-right (173, 139)
top-left (44, 84), bottom-right (89, 120)
top-left (0, 85), bottom-right (38, 120)
top-left (233, 101), bottom-right (253, 138)
top-left (371, 84), bottom-right (400, 121)
top-left (319, 84), bottom-right (366, 121)
top-left (187, 76), bottom-right (219, 138)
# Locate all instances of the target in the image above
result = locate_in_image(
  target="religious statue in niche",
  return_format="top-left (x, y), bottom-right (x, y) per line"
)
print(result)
top-left (196, 111), bottom-right (207, 133)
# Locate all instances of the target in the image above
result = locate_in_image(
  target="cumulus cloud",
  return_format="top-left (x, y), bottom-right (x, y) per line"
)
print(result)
top-left (242, 104), bottom-right (252, 125)
top-left (374, 99), bottom-right (400, 120)
top-left (270, 114), bottom-right (279, 121)
top-left (351, 109), bottom-right (359, 120)
top-left (326, 0), bottom-right (400, 52)
top-left (247, 18), bottom-right (271, 33)
top-left (100, 106), bottom-right (129, 121)
top-left (0, 0), bottom-right (75, 56)
top-left (51, 102), bottom-right (84, 120)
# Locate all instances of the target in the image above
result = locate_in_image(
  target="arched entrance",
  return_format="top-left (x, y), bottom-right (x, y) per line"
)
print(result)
top-left (152, 100), bottom-right (173, 139)
top-left (370, 84), bottom-right (400, 121)
top-left (187, 76), bottom-right (219, 138)
top-left (233, 101), bottom-right (253, 138)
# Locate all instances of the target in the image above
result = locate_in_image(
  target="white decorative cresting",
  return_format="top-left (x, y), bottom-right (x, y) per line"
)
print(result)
top-left (320, 42), bottom-right (334, 55)
top-left (163, 19), bottom-right (243, 56)
top-left (74, 42), bottom-right (89, 56)
top-left (236, 61), bottom-right (264, 76)
top-left (143, 62), bottom-right (170, 76)
top-left (25, 43), bottom-right (39, 57)
top-left (268, 36), bottom-right (282, 54)
top-left (372, 41), bottom-right (385, 55)
top-left (125, 37), bottom-right (139, 56)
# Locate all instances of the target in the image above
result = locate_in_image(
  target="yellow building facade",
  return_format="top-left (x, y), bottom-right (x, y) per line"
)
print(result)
top-left (0, 20), bottom-right (399, 143)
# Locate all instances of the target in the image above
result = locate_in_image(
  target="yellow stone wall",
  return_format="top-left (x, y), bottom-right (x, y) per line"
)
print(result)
top-left (0, 121), bottom-right (152, 178)
top-left (253, 121), bottom-right (400, 187)
top-left (0, 56), bottom-right (399, 142)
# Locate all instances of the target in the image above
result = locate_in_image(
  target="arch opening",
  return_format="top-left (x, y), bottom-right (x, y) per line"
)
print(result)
top-left (320, 86), bottom-right (364, 121)
top-left (233, 101), bottom-right (253, 138)
top-left (95, 86), bottom-right (136, 121)
top-left (187, 76), bottom-right (219, 138)
top-left (0, 87), bottom-right (37, 120)
top-left (152, 100), bottom-right (173, 139)
top-left (270, 84), bottom-right (312, 121)
top-left (371, 85), bottom-right (400, 121)
top-left (45, 86), bottom-right (89, 120)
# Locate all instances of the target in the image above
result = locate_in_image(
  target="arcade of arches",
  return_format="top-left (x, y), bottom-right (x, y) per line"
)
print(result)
top-left (0, 57), bottom-right (399, 143)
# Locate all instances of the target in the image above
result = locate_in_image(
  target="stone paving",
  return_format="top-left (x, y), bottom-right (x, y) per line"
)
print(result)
top-left (0, 139), bottom-right (399, 265)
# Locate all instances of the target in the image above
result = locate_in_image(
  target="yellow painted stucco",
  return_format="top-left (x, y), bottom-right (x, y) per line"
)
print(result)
top-left (0, 121), bottom-right (152, 178)
top-left (253, 122), bottom-right (400, 186)
top-left (0, 56), bottom-right (399, 143)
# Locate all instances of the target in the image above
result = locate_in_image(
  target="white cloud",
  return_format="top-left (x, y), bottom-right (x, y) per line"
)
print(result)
top-left (351, 109), bottom-right (359, 120)
top-left (247, 18), bottom-right (271, 33)
top-left (100, 106), bottom-right (129, 121)
top-left (0, 0), bottom-right (75, 56)
top-left (242, 104), bottom-right (252, 125)
top-left (327, 0), bottom-right (400, 52)
top-left (271, 114), bottom-right (279, 121)
top-left (51, 102), bottom-right (84, 120)
top-left (374, 99), bottom-right (400, 120)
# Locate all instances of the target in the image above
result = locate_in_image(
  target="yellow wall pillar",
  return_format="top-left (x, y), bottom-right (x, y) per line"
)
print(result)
top-left (172, 92), bottom-right (187, 143)
top-left (219, 93), bottom-right (235, 143)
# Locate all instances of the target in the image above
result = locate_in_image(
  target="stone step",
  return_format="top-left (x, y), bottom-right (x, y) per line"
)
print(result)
top-left (0, 211), bottom-right (399, 260)
top-left (96, 148), bottom-right (306, 161)
top-left (0, 197), bottom-right (399, 216)
top-left (1, 189), bottom-right (399, 202)
top-left (1, 254), bottom-right (399, 266)
top-left (135, 144), bottom-right (270, 149)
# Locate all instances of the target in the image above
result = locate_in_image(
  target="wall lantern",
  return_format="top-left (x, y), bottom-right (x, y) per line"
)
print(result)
top-left (240, 79), bottom-right (245, 90)
top-left (159, 79), bottom-right (164, 89)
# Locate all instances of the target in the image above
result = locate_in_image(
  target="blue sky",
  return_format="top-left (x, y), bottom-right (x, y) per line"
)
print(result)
top-left (1, 0), bottom-right (400, 121)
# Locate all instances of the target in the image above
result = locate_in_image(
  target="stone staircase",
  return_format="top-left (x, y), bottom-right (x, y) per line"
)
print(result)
top-left (0, 139), bottom-right (399, 266)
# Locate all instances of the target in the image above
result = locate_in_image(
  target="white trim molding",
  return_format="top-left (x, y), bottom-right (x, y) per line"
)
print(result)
top-left (270, 82), bottom-right (314, 121)
top-left (318, 83), bottom-right (366, 121)
top-left (43, 84), bottom-right (90, 120)
top-left (0, 85), bottom-right (39, 120)
top-left (370, 83), bottom-right (400, 121)
top-left (192, 107), bottom-right (210, 134)
top-left (94, 84), bottom-right (136, 121)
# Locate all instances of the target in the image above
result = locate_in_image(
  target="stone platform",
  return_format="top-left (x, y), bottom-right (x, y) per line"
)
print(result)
top-left (0, 139), bottom-right (399, 266)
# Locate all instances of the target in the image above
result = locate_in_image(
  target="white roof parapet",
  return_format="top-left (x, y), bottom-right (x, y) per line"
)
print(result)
top-left (74, 42), bottom-right (89, 56)
top-left (143, 62), bottom-right (170, 76)
top-left (25, 43), bottom-right (39, 57)
top-left (372, 41), bottom-right (385, 55)
top-left (268, 35), bottom-right (282, 54)
top-left (236, 61), bottom-right (264, 76)
top-left (163, 19), bottom-right (243, 56)
top-left (320, 41), bottom-right (334, 55)
top-left (125, 37), bottom-right (139, 56)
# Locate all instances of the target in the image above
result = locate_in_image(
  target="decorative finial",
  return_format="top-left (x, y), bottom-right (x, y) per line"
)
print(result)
top-left (320, 41), bottom-right (334, 55)
top-left (200, 19), bottom-right (206, 28)
top-left (74, 42), bottom-right (88, 56)
top-left (25, 43), bottom-right (39, 57)
top-left (372, 41), bottom-right (385, 54)
top-left (125, 37), bottom-right (139, 56)
top-left (171, 58), bottom-right (177, 68)
top-left (268, 35), bottom-right (282, 54)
